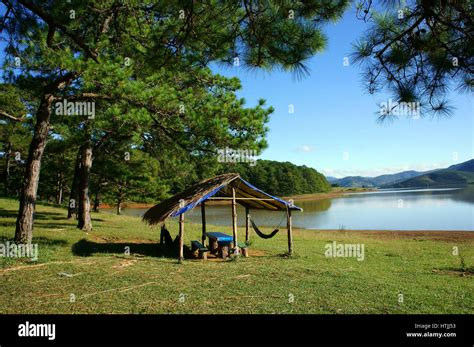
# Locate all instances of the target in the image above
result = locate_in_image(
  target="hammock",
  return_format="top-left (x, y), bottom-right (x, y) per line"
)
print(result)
top-left (250, 218), bottom-right (280, 239)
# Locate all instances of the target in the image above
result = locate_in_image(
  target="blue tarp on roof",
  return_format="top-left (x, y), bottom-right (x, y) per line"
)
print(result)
top-left (170, 184), bottom-right (227, 217)
top-left (143, 173), bottom-right (302, 225)
top-left (171, 177), bottom-right (302, 217)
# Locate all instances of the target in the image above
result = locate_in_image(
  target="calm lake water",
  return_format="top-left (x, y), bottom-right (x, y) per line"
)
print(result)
top-left (111, 187), bottom-right (474, 231)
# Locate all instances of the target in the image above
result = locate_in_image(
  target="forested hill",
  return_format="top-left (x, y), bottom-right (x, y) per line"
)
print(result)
top-left (447, 159), bottom-right (474, 172)
top-left (384, 159), bottom-right (474, 188)
top-left (223, 160), bottom-right (331, 196)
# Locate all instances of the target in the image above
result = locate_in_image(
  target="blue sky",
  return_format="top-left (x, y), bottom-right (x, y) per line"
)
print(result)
top-left (213, 5), bottom-right (473, 178)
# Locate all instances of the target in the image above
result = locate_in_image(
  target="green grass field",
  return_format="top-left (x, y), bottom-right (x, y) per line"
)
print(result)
top-left (0, 198), bottom-right (473, 314)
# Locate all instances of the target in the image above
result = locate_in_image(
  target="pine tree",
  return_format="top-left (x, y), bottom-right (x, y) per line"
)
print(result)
top-left (0, 0), bottom-right (349, 243)
top-left (352, 0), bottom-right (473, 121)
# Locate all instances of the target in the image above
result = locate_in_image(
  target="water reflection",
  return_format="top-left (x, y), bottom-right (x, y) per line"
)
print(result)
top-left (289, 198), bottom-right (331, 212)
top-left (448, 186), bottom-right (474, 204)
top-left (114, 187), bottom-right (474, 231)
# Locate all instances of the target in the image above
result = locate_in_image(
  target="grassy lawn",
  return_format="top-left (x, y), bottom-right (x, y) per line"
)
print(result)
top-left (0, 197), bottom-right (472, 314)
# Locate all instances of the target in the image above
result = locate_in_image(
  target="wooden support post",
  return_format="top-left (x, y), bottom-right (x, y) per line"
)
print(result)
top-left (160, 224), bottom-right (164, 246)
top-left (209, 239), bottom-right (218, 254)
top-left (219, 244), bottom-right (229, 259)
top-left (287, 207), bottom-right (293, 255)
top-left (245, 207), bottom-right (250, 243)
top-left (201, 202), bottom-right (206, 246)
top-left (231, 187), bottom-right (239, 255)
top-left (178, 213), bottom-right (184, 261)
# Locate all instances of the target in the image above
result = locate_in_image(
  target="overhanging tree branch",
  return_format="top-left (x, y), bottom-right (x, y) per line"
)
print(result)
top-left (376, 14), bottom-right (425, 59)
top-left (16, 0), bottom-right (99, 62)
top-left (0, 110), bottom-right (26, 122)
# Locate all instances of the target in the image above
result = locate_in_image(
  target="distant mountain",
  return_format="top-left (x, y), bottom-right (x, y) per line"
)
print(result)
top-left (330, 176), bottom-right (376, 188)
top-left (325, 159), bottom-right (474, 188)
top-left (447, 159), bottom-right (474, 172)
top-left (386, 170), bottom-right (474, 188)
top-left (371, 171), bottom-right (427, 186)
top-left (384, 159), bottom-right (474, 188)
top-left (330, 170), bottom-right (426, 188)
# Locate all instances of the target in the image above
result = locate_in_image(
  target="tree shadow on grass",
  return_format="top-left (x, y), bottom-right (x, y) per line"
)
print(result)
top-left (35, 213), bottom-right (70, 220)
top-left (35, 222), bottom-right (77, 228)
top-left (1, 220), bottom-right (76, 229)
top-left (0, 236), bottom-right (68, 247)
top-left (0, 207), bottom-right (64, 219)
top-left (1, 220), bottom-right (78, 229)
top-left (34, 237), bottom-right (69, 246)
top-left (0, 208), bottom-right (105, 222)
top-left (0, 207), bottom-right (106, 229)
top-left (0, 208), bottom-right (22, 219)
top-left (72, 238), bottom-right (190, 259)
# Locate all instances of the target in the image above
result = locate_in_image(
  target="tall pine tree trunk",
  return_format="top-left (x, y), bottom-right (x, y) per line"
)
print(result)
top-left (93, 188), bottom-right (100, 212)
top-left (67, 149), bottom-right (81, 219)
top-left (116, 184), bottom-right (125, 215)
top-left (56, 171), bottom-right (63, 205)
top-left (3, 142), bottom-right (11, 196)
top-left (15, 73), bottom-right (76, 243)
top-left (15, 95), bottom-right (54, 243)
top-left (77, 142), bottom-right (93, 231)
top-left (116, 197), bottom-right (122, 215)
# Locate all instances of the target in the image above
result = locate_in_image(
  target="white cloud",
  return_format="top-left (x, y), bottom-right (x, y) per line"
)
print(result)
top-left (295, 145), bottom-right (315, 153)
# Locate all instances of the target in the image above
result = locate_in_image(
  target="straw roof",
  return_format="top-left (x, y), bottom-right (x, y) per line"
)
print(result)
top-left (142, 173), bottom-right (302, 225)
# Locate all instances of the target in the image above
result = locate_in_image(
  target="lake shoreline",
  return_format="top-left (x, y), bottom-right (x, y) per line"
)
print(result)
top-left (99, 187), bottom-right (472, 231)
top-left (99, 187), bottom-right (377, 209)
top-left (98, 206), bottom-right (474, 233)
top-left (305, 229), bottom-right (474, 240)
top-left (283, 187), bottom-right (377, 201)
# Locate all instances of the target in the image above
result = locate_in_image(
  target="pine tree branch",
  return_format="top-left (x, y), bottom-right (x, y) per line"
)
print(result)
top-left (46, 25), bottom-right (55, 48)
top-left (0, 110), bottom-right (26, 122)
top-left (45, 72), bottom-right (79, 93)
top-left (0, 2), bottom-right (12, 33)
top-left (376, 14), bottom-right (425, 59)
top-left (16, 0), bottom-right (99, 63)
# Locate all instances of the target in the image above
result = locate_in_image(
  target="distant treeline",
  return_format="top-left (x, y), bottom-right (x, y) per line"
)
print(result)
top-left (223, 160), bottom-right (331, 196)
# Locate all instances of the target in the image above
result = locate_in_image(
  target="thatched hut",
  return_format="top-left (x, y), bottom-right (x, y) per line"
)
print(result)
top-left (143, 173), bottom-right (302, 260)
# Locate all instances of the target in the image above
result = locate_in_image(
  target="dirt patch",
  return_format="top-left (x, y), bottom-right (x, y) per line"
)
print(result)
top-left (112, 259), bottom-right (138, 268)
top-left (234, 274), bottom-right (251, 279)
top-left (249, 249), bottom-right (266, 257)
top-left (89, 235), bottom-right (156, 244)
top-left (0, 260), bottom-right (95, 274)
top-left (432, 268), bottom-right (474, 277)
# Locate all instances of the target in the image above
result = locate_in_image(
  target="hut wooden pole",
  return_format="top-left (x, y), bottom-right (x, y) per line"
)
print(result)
top-left (232, 187), bottom-right (239, 255)
top-left (201, 202), bottom-right (206, 246)
top-left (286, 207), bottom-right (293, 255)
top-left (245, 206), bottom-right (250, 243)
top-left (178, 213), bottom-right (185, 261)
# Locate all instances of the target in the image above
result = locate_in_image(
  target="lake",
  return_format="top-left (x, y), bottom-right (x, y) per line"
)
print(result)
top-left (110, 187), bottom-right (474, 231)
